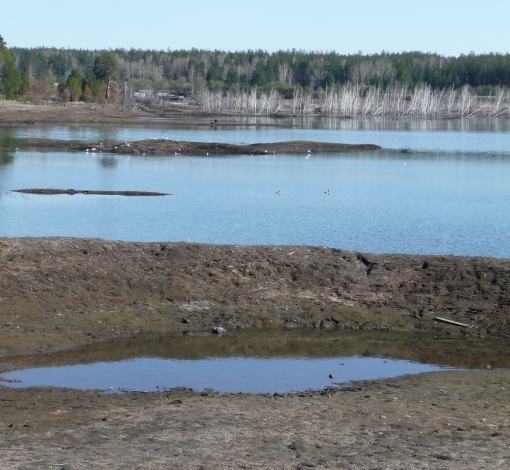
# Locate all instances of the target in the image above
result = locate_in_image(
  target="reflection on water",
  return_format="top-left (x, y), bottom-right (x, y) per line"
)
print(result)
top-left (4, 329), bottom-right (506, 370)
top-left (99, 156), bottom-right (118, 168)
top-left (0, 330), bottom-right (504, 393)
top-left (0, 152), bottom-right (14, 166)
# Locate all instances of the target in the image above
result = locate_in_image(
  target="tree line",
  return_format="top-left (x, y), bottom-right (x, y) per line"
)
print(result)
top-left (2, 37), bottom-right (510, 103)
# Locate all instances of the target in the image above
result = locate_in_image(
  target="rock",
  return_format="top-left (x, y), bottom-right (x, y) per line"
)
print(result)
top-left (212, 326), bottom-right (226, 335)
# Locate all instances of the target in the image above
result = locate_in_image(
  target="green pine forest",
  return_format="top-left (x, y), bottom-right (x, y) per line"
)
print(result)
top-left (2, 33), bottom-right (510, 103)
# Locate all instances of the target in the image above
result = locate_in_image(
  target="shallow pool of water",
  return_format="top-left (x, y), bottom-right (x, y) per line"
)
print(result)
top-left (1, 330), bottom-right (504, 393)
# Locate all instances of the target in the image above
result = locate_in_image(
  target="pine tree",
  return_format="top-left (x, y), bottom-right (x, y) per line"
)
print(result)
top-left (0, 34), bottom-right (29, 100)
top-left (94, 52), bottom-right (118, 105)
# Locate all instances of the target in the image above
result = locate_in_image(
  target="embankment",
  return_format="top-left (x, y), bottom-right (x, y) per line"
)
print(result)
top-left (1, 237), bottom-right (508, 356)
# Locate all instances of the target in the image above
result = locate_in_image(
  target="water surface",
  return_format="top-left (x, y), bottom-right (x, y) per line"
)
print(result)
top-left (1, 149), bottom-right (509, 256)
top-left (3, 116), bottom-right (510, 152)
top-left (4, 329), bottom-right (503, 393)
top-left (1, 117), bottom-right (509, 256)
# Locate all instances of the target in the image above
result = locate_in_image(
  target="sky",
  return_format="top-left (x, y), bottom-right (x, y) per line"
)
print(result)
top-left (2, 0), bottom-right (509, 56)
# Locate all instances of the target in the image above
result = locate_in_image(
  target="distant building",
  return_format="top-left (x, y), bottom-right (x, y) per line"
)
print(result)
top-left (133, 89), bottom-right (154, 98)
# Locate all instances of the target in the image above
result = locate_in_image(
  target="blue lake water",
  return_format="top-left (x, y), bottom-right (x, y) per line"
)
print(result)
top-left (1, 117), bottom-right (509, 257)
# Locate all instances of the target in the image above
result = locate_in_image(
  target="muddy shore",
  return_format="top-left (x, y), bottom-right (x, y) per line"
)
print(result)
top-left (1, 137), bottom-right (380, 156)
top-left (0, 102), bottom-right (313, 129)
top-left (1, 238), bottom-right (509, 468)
top-left (1, 370), bottom-right (509, 469)
top-left (0, 103), bottom-right (255, 128)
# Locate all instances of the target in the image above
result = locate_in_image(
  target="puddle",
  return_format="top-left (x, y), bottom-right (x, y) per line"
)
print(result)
top-left (0, 330), bottom-right (505, 393)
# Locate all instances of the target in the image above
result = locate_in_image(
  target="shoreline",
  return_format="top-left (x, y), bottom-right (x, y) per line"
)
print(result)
top-left (2, 102), bottom-right (509, 129)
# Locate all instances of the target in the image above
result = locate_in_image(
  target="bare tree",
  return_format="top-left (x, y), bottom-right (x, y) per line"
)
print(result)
top-left (61, 88), bottom-right (70, 106)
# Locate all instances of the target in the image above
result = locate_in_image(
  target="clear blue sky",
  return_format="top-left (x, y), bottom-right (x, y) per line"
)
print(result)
top-left (2, 0), bottom-right (509, 56)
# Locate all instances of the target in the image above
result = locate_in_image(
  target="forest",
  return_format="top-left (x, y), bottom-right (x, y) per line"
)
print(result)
top-left (1, 36), bottom-right (510, 116)
top-left (7, 46), bottom-right (510, 96)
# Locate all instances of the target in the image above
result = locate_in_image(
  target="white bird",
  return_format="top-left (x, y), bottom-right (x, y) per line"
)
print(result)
top-left (85, 149), bottom-right (89, 152)
top-left (276, 190), bottom-right (281, 195)
top-left (325, 190), bottom-right (330, 195)
top-left (403, 162), bottom-right (406, 165)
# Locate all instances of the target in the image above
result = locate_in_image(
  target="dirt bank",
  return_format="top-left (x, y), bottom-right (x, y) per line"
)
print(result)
top-left (1, 237), bottom-right (509, 357)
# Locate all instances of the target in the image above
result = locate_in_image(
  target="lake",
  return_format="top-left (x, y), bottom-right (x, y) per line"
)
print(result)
top-left (1, 116), bottom-right (509, 257)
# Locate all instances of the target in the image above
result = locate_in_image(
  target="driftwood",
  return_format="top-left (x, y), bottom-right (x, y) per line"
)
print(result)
top-left (434, 317), bottom-right (471, 328)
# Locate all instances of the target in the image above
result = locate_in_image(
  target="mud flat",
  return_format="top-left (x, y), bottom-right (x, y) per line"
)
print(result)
top-left (2, 237), bottom-right (510, 468)
top-left (1, 137), bottom-right (381, 156)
